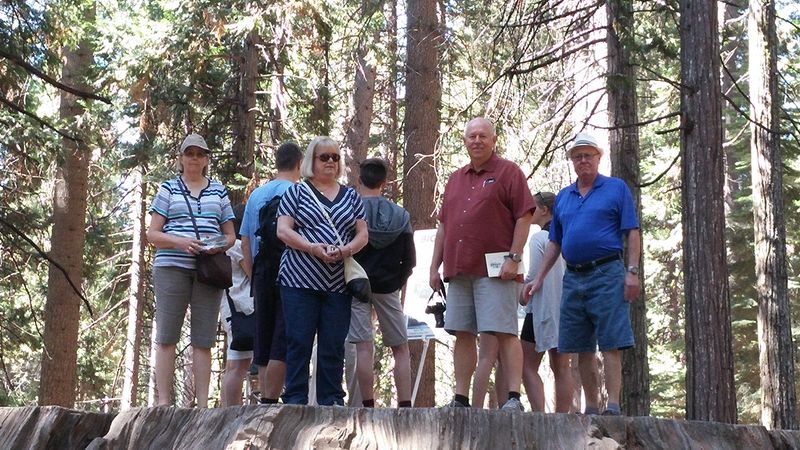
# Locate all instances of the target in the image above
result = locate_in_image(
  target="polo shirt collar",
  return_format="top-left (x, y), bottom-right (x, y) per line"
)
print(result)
top-left (569, 173), bottom-right (608, 193)
top-left (465, 152), bottom-right (499, 174)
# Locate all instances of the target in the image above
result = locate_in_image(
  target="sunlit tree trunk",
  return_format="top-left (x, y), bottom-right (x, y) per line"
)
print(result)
top-left (606, 0), bottom-right (649, 417)
top-left (749, 0), bottom-right (797, 430)
top-left (403, 0), bottom-right (441, 229)
top-left (344, 1), bottom-right (378, 184)
top-left (679, 0), bottom-right (736, 423)
top-left (38, 6), bottom-right (95, 407)
top-left (121, 167), bottom-right (148, 410)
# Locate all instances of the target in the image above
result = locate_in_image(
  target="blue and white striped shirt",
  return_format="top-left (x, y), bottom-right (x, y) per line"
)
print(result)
top-left (149, 177), bottom-right (235, 270)
top-left (277, 181), bottom-right (365, 293)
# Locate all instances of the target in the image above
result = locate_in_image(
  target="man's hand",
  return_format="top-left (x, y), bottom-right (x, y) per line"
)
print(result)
top-left (624, 272), bottom-right (640, 302)
top-left (499, 259), bottom-right (518, 280)
top-left (518, 287), bottom-right (531, 307)
top-left (523, 278), bottom-right (542, 300)
top-left (430, 269), bottom-right (443, 292)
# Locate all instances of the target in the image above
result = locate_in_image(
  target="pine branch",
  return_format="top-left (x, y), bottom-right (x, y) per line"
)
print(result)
top-left (640, 149), bottom-right (681, 188)
top-left (0, 216), bottom-right (94, 317)
top-left (0, 47), bottom-right (111, 104)
top-left (0, 95), bottom-right (80, 141)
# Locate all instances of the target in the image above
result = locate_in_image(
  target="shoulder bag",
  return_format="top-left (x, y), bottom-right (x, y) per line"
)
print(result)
top-left (225, 289), bottom-right (256, 351)
top-left (180, 180), bottom-right (232, 289)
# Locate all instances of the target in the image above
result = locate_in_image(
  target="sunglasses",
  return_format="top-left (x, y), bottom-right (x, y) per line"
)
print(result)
top-left (317, 153), bottom-right (341, 162)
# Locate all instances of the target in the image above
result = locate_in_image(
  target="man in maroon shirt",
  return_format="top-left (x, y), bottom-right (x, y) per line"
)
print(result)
top-left (430, 117), bottom-right (535, 411)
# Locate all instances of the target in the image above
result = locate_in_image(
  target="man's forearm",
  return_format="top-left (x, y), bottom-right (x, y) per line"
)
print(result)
top-left (510, 212), bottom-right (533, 254)
top-left (626, 228), bottom-right (641, 267)
top-left (430, 225), bottom-right (445, 271)
top-left (534, 242), bottom-right (561, 283)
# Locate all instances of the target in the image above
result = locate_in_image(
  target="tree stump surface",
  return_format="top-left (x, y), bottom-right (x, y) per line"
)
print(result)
top-left (0, 406), bottom-right (114, 450)
top-left (2, 405), bottom-right (800, 449)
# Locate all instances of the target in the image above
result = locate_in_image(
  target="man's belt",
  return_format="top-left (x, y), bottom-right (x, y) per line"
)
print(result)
top-left (566, 254), bottom-right (622, 273)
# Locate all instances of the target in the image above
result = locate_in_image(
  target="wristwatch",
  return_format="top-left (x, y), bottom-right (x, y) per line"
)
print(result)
top-left (626, 265), bottom-right (639, 275)
top-left (505, 253), bottom-right (523, 263)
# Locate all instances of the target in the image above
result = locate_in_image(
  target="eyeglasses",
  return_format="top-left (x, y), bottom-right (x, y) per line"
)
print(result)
top-left (317, 153), bottom-right (341, 162)
top-left (570, 152), bottom-right (599, 162)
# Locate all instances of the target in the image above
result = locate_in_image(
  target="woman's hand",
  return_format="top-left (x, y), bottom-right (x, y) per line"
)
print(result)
top-left (308, 243), bottom-right (339, 264)
top-left (176, 236), bottom-right (205, 255)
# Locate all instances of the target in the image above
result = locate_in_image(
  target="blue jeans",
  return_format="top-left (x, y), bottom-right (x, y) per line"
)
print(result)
top-left (558, 259), bottom-right (634, 353)
top-left (280, 286), bottom-right (351, 406)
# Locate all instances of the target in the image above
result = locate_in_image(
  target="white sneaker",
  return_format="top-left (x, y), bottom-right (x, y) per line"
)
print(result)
top-left (500, 397), bottom-right (524, 412)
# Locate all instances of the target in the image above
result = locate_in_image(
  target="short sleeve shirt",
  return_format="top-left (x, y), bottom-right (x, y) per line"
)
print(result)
top-left (277, 181), bottom-right (365, 293)
top-left (240, 179), bottom-right (295, 262)
top-left (148, 177), bottom-right (235, 269)
top-left (438, 153), bottom-right (535, 279)
top-left (549, 174), bottom-right (639, 265)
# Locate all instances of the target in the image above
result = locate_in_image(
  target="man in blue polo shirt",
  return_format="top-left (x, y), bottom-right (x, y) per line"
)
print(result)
top-left (524, 132), bottom-right (640, 416)
top-left (240, 142), bottom-right (303, 404)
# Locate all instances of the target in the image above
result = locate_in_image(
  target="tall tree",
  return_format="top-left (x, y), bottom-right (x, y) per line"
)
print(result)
top-left (403, 0), bottom-right (441, 229)
top-left (343, 0), bottom-right (379, 183)
top-left (121, 166), bottom-right (148, 410)
top-left (606, 0), bottom-right (649, 417)
top-left (679, 0), bottom-right (737, 423)
top-left (38, 4), bottom-right (96, 407)
top-left (748, 0), bottom-right (797, 430)
top-left (229, 27), bottom-right (259, 206)
top-left (383, 0), bottom-right (400, 199)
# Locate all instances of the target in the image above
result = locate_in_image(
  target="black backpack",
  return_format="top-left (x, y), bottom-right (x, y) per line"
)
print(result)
top-left (254, 195), bottom-right (285, 271)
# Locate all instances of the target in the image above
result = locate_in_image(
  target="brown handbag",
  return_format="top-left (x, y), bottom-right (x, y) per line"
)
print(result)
top-left (180, 180), bottom-right (232, 289)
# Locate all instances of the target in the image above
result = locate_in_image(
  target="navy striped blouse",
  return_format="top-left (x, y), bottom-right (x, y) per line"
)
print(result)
top-left (277, 181), bottom-right (365, 293)
top-left (149, 177), bottom-right (235, 270)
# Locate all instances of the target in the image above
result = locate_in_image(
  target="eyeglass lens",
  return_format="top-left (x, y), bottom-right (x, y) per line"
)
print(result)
top-left (318, 153), bottom-right (340, 162)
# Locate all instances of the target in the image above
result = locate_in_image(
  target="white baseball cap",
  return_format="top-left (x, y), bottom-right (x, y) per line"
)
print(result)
top-left (566, 132), bottom-right (603, 157)
top-left (179, 133), bottom-right (211, 154)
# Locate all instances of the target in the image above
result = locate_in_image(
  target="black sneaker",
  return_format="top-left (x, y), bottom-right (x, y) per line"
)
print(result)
top-left (444, 399), bottom-right (468, 408)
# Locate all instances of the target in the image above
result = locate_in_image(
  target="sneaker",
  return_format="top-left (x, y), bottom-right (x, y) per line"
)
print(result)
top-left (444, 399), bottom-right (468, 408)
top-left (601, 409), bottom-right (620, 416)
top-left (500, 397), bottom-right (524, 412)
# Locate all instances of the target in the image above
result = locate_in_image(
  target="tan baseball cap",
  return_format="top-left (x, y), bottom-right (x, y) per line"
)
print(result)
top-left (179, 133), bottom-right (211, 154)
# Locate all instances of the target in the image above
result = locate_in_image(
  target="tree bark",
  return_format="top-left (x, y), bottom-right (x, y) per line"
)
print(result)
top-left (229, 28), bottom-right (259, 206)
top-left (384, 0), bottom-right (400, 200)
top-left (343, 47), bottom-right (376, 184)
top-left (38, 9), bottom-right (94, 407)
top-left (679, 0), bottom-right (737, 423)
top-left (403, 0), bottom-right (442, 230)
top-left (606, 0), bottom-right (649, 417)
top-left (121, 168), bottom-right (148, 410)
top-left (748, 0), bottom-right (798, 430)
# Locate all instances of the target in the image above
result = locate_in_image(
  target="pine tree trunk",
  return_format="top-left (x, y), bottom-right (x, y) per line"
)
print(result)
top-left (384, 0), bottom-right (400, 200)
top-left (344, 44), bottom-right (377, 184)
top-left (403, 0), bottom-right (441, 230)
top-left (268, 12), bottom-right (290, 145)
top-left (606, 0), bottom-right (649, 417)
top-left (679, 0), bottom-right (737, 423)
top-left (748, 0), bottom-right (798, 430)
top-left (38, 12), bottom-right (94, 407)
top-left (230, 28), bottom-right (259, 206)
top-left (121, 169), bottom-right (148, 410)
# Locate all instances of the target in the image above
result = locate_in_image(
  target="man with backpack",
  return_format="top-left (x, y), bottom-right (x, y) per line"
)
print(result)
top-left (240, 142), bottom-right (303, 404)
top-left (347, 158), bottom-right (416, 407)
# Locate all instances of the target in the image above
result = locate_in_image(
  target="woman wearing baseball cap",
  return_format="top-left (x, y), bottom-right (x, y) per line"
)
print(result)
top-left (146, 133), bottom-right (236, 407)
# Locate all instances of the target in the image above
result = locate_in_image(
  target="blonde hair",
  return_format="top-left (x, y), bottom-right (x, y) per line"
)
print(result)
top-left (300, 136), bottom-right (342, 179)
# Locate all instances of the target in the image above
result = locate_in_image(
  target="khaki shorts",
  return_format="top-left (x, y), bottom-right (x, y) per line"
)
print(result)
top-left (347, 290), bottom-right (408, 347)
top-left (444, 275), bottom-right (521, 335)
top-left (153, 266), bottom-right (221, 348)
